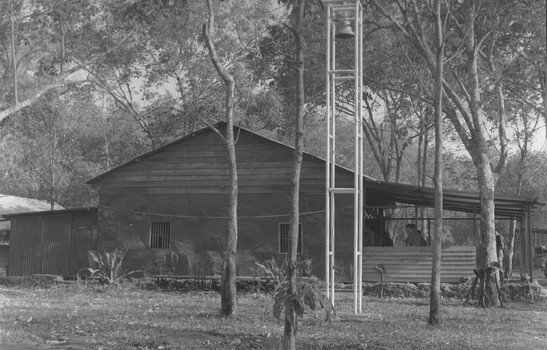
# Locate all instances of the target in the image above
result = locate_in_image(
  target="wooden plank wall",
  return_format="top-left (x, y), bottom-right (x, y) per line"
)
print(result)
top-left (98, 126), bottom-right (354, 196)
top-left (363, 246), bottom-right (476, 283)
top-left (94, 125), bottom-right (361, 279)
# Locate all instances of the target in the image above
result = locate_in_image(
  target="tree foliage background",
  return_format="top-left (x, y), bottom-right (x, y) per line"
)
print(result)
top-left (0, 0), bottom-right (544, 235)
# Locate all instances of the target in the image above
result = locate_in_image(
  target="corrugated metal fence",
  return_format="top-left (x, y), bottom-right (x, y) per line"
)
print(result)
top-left (363, 246), bottom-right (476, 283)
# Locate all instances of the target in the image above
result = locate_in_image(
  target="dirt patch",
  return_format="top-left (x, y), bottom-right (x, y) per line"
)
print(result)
top-left (0, 330), bottom-right (279, 350)
top-left (1, 280), bottom-right (546, 349)
top-left (0, 276), bottom-right (62, 288)
top-left (0, 337), bottom-right (92, 350)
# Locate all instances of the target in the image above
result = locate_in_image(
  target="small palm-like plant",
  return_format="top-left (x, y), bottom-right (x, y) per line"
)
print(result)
top-left (79, 248), bottom-right (141, 284)
top-left (256, 258), bottom-right (335, 323)
top-left (153, 249), bottom-right (179, 275)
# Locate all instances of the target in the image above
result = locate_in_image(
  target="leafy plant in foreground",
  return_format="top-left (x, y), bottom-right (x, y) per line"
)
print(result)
top-left (79, 248), bottom-right (141, 284)
top-left (256, 258), bottom-right (335, 323)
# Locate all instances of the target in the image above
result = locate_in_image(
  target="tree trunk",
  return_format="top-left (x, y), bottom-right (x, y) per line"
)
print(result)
top-left (541, 60), bottom-right (547, 141)
top-left (429, 0), bottom-right (443, 326)
top-left (0, 68), bottom-right (80, 125)
top-left (418, 101), bottom-right (429, 235)
top-left (505, 169), bottom-right (524, 281)
top-left (369, 2), bottom-right (508, 307)
top-left (282, 0), bottom-right (305, 348)
top-left (203, 0), bottom-right (238, 316)
top-left (60, 18), bottom-right (66, 74)
top-left (544, 73), bottom-right (547, 142)
top-left (50, 132), bottom-right (57, 211)
top-left (10, 0), bottom-right (18, 105)
top-left (474, 155), bottom-right (500, 306)
top-left (417, 118), bottom-right (423, 186)
top-left (463, 0), bottom-right (501, 307)
top-left (505, 219), bottom-right (516, 279)
top-left (221, 119), bottom-right (238, 315)
top-left (421, 126), bottom-right (429, 186)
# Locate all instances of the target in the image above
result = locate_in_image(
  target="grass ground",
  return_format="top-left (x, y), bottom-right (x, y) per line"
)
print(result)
top-left (0, 281), bottom-right (546, 350)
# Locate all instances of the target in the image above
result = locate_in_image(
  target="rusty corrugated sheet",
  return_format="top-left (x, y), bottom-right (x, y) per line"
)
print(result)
top-left (9, 217), bottom-right (41, 276)
top-left (363, 246), bottom-right (476, 283)
top-left (41, 242), bottom-right (70, 276)
top-left (9, 215), bottom-right (71, 276)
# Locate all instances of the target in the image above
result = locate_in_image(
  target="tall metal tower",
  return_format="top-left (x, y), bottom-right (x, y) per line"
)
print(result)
top-left (324, 0), bottom-right (364, 314)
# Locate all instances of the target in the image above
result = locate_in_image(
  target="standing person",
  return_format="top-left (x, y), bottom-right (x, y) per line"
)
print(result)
top-left (404, 224), bottom-right (427, 246)
top-left (377, 230), bottom-right (394, 246)
top-left (364, 227), bottom-right (376, 246)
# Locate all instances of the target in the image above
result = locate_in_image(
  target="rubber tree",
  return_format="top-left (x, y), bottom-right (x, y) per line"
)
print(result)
top-left (279, 0), bottom-right (305, 348)
top-left (499, 107), bottom-right (543, 278)
top-left (370, 0), bottom-right (517, 306)
top-left (202, 0), bottom-right (238, 316)
top-left (0, 0), bottom-right (97, 126)
top-left (429, 0), bottom-right (445, 325)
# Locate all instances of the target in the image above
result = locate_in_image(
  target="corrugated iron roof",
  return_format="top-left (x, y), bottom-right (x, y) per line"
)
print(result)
top-left (85, 122), bottom-right (377, 185)
top-left (2, 207), bottom-right (97, 219)
top-left (364, 180), bottom-right (544, 218)
top-left (0, 195), bottom-right (64, 218)
top-left (84, 122), bottom-right (544, 219)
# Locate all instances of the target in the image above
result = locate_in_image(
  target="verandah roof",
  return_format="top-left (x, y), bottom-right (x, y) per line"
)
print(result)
top-left (363, 179), bottom-right (544, 278)
top-left (363, 179), bottom-right (544, 218)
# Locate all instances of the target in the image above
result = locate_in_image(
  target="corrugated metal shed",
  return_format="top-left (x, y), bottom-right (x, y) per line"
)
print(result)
top-left (0, 195), bottom-right (64, 276)
top-left (0, 195), bottom-right (63, 215)
top-left (5, 208), bottom-right (98, 276)
top-left (0, 195), bottom-right (63, 229)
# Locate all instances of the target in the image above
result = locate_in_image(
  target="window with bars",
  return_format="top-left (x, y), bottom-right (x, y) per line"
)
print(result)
top-left (150, 222), bottom-right (171, 249)
top-left (278, 223), bottom-right (303, 254)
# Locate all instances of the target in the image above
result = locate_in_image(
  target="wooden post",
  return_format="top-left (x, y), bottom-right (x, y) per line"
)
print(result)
top-left (40, 216), bottom-right (44, 275)
top-left (519, 217), bottom-right (525, 277)
top-left (68, 213), bottom-right (73, 276)
top-left (427, 218), bottom-right (431, 246)
top-left (473, 209), bottom-right (477, 247)
top-left (526, 207), bottom-right (533, 279)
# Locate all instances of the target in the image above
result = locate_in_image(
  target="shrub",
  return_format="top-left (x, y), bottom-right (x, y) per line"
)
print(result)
top-left (153, 250), bottom-right (179, 275)
top-left (256, 258), bottom-right (335, 323)
top-left (79, 248), bottom-right (141, 285)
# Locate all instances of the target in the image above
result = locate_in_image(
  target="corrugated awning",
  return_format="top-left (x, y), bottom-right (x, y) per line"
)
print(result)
top-left (2, 207), bottom-right (98, 219)
top-left (364, 179), bottom-right (544, 218)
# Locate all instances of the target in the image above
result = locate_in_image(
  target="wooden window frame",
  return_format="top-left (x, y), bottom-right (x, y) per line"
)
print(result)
top-left (278, 222), bottom-right (303, 254)
top-left (149, 221), bottom-right (171, 250)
